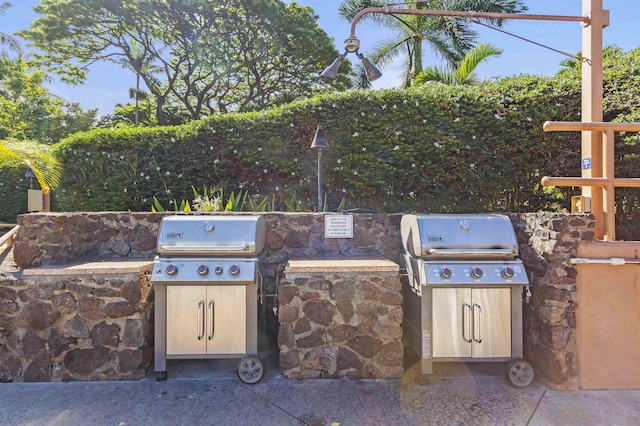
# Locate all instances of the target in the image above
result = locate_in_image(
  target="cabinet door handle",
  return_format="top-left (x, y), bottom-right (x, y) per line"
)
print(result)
top-left (472, 303), bottom-right (482, 343)
top-left (208, 300), bottom-right (215, 340)
top-left (462, 303), bottom-right (472, 343)
top-left (197, 300), bottom-right (205, 340)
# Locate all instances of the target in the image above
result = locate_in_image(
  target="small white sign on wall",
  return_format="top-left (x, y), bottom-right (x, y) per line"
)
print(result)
top-left (325, 215), bottom-right (354, 238)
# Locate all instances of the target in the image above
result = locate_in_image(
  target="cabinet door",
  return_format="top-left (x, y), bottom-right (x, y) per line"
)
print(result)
top-left (471, 288), bottom-right (511, 358)
top-left (206, 285), bottom-right (247, 354)
top-left (167, 286), bottom-right (207, 355)
top-left (433, 288), bottom-right (472, 358)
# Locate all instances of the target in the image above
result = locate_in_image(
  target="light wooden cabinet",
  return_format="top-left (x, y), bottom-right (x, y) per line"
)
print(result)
top-left (432, 287), bottom-right (511, 359)
top-left (166, 285), bottom-right (247, 356)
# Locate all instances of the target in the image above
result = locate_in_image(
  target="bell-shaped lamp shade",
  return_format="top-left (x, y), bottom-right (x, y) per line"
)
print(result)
top-left (310, 124), bottom-right (329, 149)
top-left (319, 55), bottom-right (345, 82)
top-left (361, 56), bottom-right (383, 82)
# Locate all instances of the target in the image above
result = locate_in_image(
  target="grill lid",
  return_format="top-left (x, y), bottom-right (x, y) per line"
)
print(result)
top-left (401, 214), bottom-right (519, 259)
top-left (156, 215), bottom-right (266, 256)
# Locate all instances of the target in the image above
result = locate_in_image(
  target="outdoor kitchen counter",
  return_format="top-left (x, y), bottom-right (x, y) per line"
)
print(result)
top-left (1, 260), bottom-right (155, 382)
top-left (21, 260), bottom-right (153, 276)
top-left (285, 258), bottom-right (399, 274)
top-left (280, 258), bottom-right (403, 379)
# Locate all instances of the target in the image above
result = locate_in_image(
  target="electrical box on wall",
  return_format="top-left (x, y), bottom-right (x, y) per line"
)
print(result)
top-left (27, 189), bottom-right (43, 212)
top-left (571, 196), bottom-right (591, 213)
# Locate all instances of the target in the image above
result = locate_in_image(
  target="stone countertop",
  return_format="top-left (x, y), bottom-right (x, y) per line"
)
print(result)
top-left (285, 258), bottom-right (399, 273)
top-left (21, 260), bottom-right (153, 277)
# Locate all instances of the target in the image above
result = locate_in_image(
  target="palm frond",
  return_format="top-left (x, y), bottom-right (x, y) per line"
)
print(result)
top-left (0, 140), bottom-right (62, 190)
top-left (415, 66), bottom-right (456, 85)
top-left (455, 42), bottom-right (502, 83)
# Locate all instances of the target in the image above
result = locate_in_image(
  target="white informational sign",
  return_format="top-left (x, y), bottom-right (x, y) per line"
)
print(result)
top-left (324, 215), bottom-right (354, 238)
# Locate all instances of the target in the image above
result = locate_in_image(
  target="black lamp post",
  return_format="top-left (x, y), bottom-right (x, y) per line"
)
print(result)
top-left (25, 169), bottom-right (36, 189)
top-left (310, 124), bottom-right (329, 211)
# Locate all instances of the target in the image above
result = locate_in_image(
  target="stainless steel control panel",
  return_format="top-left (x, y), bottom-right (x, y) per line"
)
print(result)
top-left (422, 260), bottom-right (528, 285)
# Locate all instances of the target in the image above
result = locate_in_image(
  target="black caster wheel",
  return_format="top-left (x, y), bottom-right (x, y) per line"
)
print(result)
top-left (506, 359), bottom-right (534, 387)
top-left (156, 371), bottom-right (167, 381)
top-left (237, 355), bottom-right (265, 384)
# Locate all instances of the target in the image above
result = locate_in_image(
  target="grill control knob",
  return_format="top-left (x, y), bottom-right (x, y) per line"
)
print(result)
top-left (165, 264), bottom-right (178, 277)
top-left (502, 266), bottom-right (515, 279)
top-left (440, 267), bottom-right (452, 279)
top-left (228, 264), bottom-right (240, 277)
top-left (197, 264), bottom-right (209, 277)
top-left (471, 267), bottom-right (483, 279)
top-left (214, 266), bottom-right (223, 275)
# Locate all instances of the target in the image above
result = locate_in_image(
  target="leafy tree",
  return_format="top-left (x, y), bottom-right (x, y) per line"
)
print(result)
top-left (0, 2), bottom-right (21, 57)
top-left (339, 0), bottom-right (526, 87)
top-left (0, 57), bottom-right (96, 143)
top-left (414, 43), bottom-right (502, 85)
top-left (23, 0), bottom-right (352, 124)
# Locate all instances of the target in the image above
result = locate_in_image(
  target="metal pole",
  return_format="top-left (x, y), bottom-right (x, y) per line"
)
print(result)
top-left (317, 149), bottom-right (323, 212)
top-left (348, 7), bottom-right (589, 39)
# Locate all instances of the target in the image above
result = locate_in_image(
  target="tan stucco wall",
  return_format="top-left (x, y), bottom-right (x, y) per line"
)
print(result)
top-left (576, 241), bottom-right (640, 389)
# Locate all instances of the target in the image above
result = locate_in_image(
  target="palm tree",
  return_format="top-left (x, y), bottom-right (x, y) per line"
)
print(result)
top-left (0, 2), bottom-right (22, 57)
top-left (414, 43), bottom-right (502, 85)
top-left (113, 40), bottom-right (162, 127)
top-left (339, 0), bottom-right (526, 87)
top-left (0, 140), bottom-right (62, 193)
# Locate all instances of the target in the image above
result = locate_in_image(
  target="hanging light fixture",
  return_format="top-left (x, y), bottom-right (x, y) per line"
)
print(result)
top-left (357, 52), bottom-right (382, 82)
top-left (320, 36), bottom-right (382, 83)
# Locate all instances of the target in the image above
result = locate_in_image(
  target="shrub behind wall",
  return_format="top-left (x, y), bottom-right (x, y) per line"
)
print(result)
top-left (50, 75), bottom-right (582, 216)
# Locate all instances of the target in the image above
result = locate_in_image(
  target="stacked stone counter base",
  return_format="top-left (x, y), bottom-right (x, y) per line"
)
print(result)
top-left (279, 259), bottom-right (403, 379)
top-left (0, 262), bottom-right (153, 382)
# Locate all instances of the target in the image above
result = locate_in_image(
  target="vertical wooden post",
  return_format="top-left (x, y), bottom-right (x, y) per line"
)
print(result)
top-left (43, 189), bottom-right (51, 212)
top-left (603, 128), bottom-right (616, 240)
top-left (581, 0), bottom-right (607, 239)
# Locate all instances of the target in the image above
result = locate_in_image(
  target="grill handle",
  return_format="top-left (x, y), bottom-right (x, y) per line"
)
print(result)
top-left (208, 300), bottom-right (215, 340)
top-left (197, 300), bottom-right (205, 340)
top-left (472, 303), bottom-right (483, 343)
top-left (462, 303), bottom-right (472, 343)
top-left (159, 244), bottom-right (252, 252)
top-left (426, 248), bottom-right (516, 257)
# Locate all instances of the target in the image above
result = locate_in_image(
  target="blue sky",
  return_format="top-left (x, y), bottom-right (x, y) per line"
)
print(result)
top-left (3, 0), bottom-right (639, 115)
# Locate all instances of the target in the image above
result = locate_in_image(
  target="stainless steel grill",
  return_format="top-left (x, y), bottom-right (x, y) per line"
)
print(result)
top-left (401, 214), bottom-right (534, 387)
top-left (152, 214), bottom-right (267, 384)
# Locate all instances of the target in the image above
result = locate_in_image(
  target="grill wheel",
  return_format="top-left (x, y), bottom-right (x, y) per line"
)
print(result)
top-left (237, 355), bottom-right (265, 384)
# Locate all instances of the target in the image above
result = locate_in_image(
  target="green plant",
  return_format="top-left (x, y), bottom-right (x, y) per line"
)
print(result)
top-left (225, 190), bottom-right (248, 212)
top-left (151, 195), bottom-right (191, 212)
top-left (284, 192), bottom-right (308, 212)
top-left (191, 186), bottom-right (223, 212)
top-left (248, 194), bottom-right (275, 212)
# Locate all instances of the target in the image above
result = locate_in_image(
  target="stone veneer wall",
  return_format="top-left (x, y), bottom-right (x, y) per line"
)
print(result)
top-left (6, 211), bottom-right (594, 387)
top-left (0, 268), bottom-right (152, 382)
top-left (278, 261), bottom-right (403, 379)
top-left (508, 213), bottom-right (595, 390)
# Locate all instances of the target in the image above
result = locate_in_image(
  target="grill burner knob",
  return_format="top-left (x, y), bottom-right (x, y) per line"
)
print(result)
top-left (440, 267), bottom-right (452, 279)
top-left (502, 266), bottom-right (515, 279)
top-left (471, 267), bottom-right (483, 279)
top-left (214, 266), bottom-right (223, 275)
top-left (197, 264), bottom-right (209, 277)
top-left (165, 264), bottom-right (178, 277)
top-left (229, 264), bottom-right (240, 277)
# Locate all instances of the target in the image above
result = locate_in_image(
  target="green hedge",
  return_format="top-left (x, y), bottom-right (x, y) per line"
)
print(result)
top-left (51, 74), bottom-right (582, 216)
top-left (0, 161), bottom-right (30, 222)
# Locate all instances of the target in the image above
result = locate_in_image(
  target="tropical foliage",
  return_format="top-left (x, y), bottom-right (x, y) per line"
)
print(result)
top-left (22, 0), bottom-right (353, 124)
top-left (414, 43), bottom-right (502, 85)
top-left (0, 2), bottom-right (21, 57)
top-left (339, 0), bottom-right (526, 87)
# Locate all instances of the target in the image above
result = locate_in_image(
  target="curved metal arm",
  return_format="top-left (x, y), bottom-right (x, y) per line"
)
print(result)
top-left (348, 7), bottom-right (589, 40)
